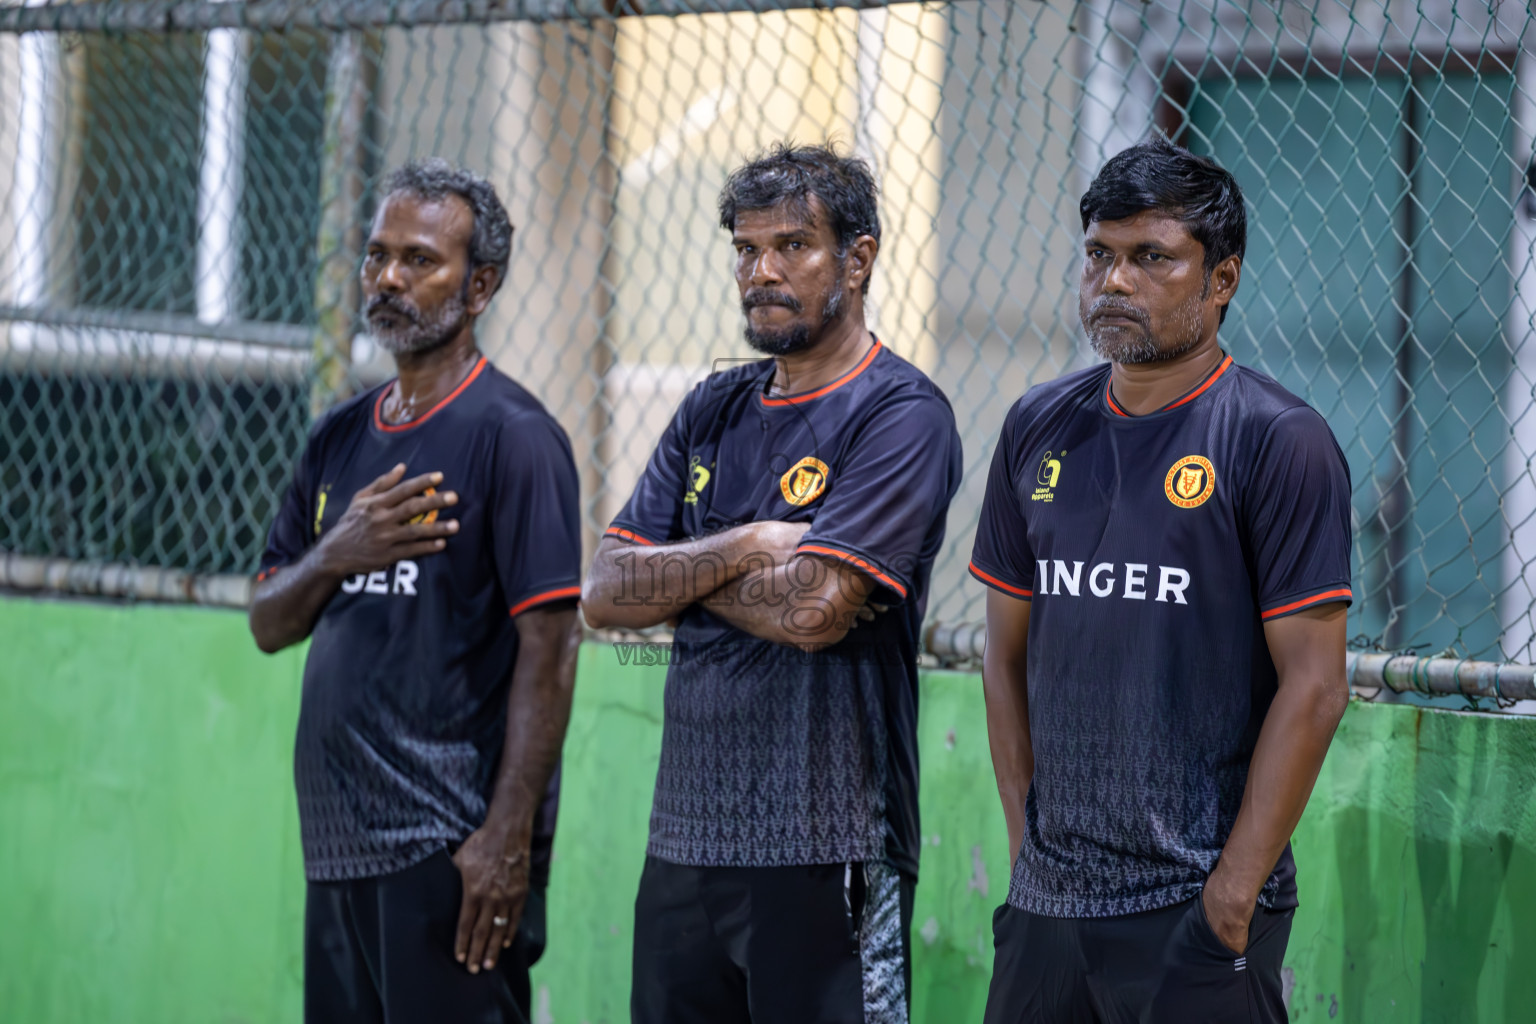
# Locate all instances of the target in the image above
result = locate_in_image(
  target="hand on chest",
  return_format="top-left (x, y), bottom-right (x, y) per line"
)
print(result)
top-left (312, 452), bottom-right (489, 600)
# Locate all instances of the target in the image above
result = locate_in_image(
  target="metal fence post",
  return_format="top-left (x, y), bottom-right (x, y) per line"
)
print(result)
top-left (309, 29), bottom-right (374, 420)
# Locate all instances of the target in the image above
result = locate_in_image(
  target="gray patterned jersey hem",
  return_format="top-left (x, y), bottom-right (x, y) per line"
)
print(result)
top-left (1005, 875), bottom-right (1288, 919)
top-left (645, 834), bottom-right (885, 869)
top-left (304, 838), bottom-right (446, 884)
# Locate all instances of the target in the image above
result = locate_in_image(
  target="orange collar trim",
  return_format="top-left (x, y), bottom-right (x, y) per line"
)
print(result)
top-left (761, 340), bottom-right (882, 407)
top-left (1106, 354), bottom-right (1233, 418)
top-left (373, 356), bottom-right (488, 433)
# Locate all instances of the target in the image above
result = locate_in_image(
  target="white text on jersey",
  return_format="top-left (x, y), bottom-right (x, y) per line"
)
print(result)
top-left (339, 560), bottom-right (419, 596)
top-left (1036, 559), bottom-right (1190, 604)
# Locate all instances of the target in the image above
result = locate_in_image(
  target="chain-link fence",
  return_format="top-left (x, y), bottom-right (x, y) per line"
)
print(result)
top-left (3, 0), bottom-right (1536, 664)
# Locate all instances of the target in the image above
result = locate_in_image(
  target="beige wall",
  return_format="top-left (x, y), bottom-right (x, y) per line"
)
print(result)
top-left (923, 0), bottom-right (1087, 623)
top-left (599, 7), bottom-right (950, 527)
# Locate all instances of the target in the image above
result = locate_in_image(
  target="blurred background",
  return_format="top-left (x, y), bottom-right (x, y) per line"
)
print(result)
top-left (2, 1), bottom-right (1535, 1021)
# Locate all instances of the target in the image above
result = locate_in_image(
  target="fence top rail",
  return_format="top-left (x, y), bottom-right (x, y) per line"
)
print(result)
top-left (0, 0), bottom-right (912, 34)
top-left (0, 305), bottom-right (310, 349)
top-left (922, 621), bottom-right (1536, 703)
top-left (5, 552), bottom-right (1533, 710)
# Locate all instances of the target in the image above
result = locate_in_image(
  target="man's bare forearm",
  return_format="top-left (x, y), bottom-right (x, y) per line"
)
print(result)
top-left (1208, 674), bottom-right (1347, 901)
top-left (700, 563), bottom-right (805, 645)
top-left (249, 546), bottom-right (346, 653)
top-left (480, 605), bottom-right (582, 855)
top-left (580, 529), bottom-right (759, 629)
top-left (982, 590), bottom-right (1033, 865)
top-left (1187, 603), bottom-right (1348, 955)
top-left (983, 660), bottom-right (1032, 863)
top-left (1210, 605), bottom-right (1348, 904)
top-left (702, 555), bottom-right (872, 648)
top-left (582, 521), bottom-right (808, 629)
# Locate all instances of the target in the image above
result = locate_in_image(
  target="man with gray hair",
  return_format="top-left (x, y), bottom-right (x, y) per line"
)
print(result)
top-left (250, 159), bottom-right (582, 1023)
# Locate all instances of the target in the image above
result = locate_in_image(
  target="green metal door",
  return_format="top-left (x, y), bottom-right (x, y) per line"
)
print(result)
top-left (1189, 70), bottom-right (1515, 660)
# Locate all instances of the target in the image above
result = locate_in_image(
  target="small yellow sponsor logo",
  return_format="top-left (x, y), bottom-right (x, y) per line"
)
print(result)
top-left (684, 456), bottom-right (712, 505)
top-left (1032, 450), bottom-right (1065, 503)
top-left (314, 485), bottom-right (332, 536)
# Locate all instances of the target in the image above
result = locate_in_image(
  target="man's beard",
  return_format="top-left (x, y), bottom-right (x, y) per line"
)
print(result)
top-left (367, 286), bottom-right (469, 356)
top-left (741, 274), bottom-right (848, 357)
top-left (1080, 285), bottom-right (1206, 365)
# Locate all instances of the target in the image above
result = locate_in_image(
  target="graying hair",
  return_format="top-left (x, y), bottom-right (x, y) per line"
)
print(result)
top-left (381, 158), bottom-right (513, 289)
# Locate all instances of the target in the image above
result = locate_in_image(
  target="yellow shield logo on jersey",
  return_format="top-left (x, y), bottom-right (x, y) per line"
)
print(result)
top-left (1164, 456), bottom-right (1216, 509)
top-left (780, 456), bottom-right (830, 506)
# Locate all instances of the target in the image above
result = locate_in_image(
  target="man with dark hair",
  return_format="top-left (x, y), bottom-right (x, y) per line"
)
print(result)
top-left (582, 142), bottom-right (962, 1023)
top-left (250, 158), bottom-right (581, 1023)
top-left (972, 135), bottom-right (1351, 1022)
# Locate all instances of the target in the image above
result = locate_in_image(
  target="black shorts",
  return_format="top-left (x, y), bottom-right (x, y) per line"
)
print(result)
top-left (631, 855), bottom-right (915, 1024)
top-left (984, 894), bottom-right (1294, 1024)
top-left (304, 848), bottom-right (546, 1024)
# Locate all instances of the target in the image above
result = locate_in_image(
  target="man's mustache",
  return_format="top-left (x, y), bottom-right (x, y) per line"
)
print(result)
top-left (367, 294), bottom-right (420, 323)
top-left (1086, 297), bottom-right (1149, 327)
top-left (742, 288), bottom-right (802, 313)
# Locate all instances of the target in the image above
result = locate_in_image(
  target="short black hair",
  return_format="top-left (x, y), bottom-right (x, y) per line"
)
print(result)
top-left (718, 142), bottom-right (880, 295)
top-left (381, 158), bottom-right (513, 291)
top-left (1080, 136), bottom-right (1246, 319)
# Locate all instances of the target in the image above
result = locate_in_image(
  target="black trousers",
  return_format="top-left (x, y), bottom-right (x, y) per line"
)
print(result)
top-left (304, 849), bottom-right (546, 1024)
top-left (983, 895), bottom-right (1294, 1024)
top-left (631, 856), bottom-right (916, 1024)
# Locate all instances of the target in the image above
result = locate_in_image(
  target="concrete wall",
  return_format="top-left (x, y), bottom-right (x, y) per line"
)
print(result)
top-left (2, 594), bottom-right (1534, 1022)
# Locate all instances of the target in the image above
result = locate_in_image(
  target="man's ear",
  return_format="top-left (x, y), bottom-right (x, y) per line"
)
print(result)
top-left (1209, 254), bottom-right (1241, 308)
top-left (466, 265), bottom-right (502, 317)
top-left (846, 234), bottom-right (879, 292)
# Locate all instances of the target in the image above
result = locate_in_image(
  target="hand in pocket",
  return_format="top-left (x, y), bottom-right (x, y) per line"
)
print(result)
top-left (1199, 884), bottom-right (1253, 955)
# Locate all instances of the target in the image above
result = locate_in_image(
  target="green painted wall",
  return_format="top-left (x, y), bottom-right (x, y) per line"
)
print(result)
top-left (2, 596), bottom-right (1534, 1022)
top-left (1282, 702), bottom-right (1536, 1022)
top-left (0, 598), bottom-right (308, 1023)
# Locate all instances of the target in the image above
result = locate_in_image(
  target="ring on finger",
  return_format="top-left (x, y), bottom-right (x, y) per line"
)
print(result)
top-left (493, 915), bottom-right (509, 927)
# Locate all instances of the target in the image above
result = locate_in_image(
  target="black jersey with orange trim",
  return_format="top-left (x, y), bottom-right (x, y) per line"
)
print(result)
top-left (969, 355), bottom-right (1352, 919)
top-left (259, 356), bottom-right (582, 884)
top-left (608, 340), bottom-right (962, 876)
